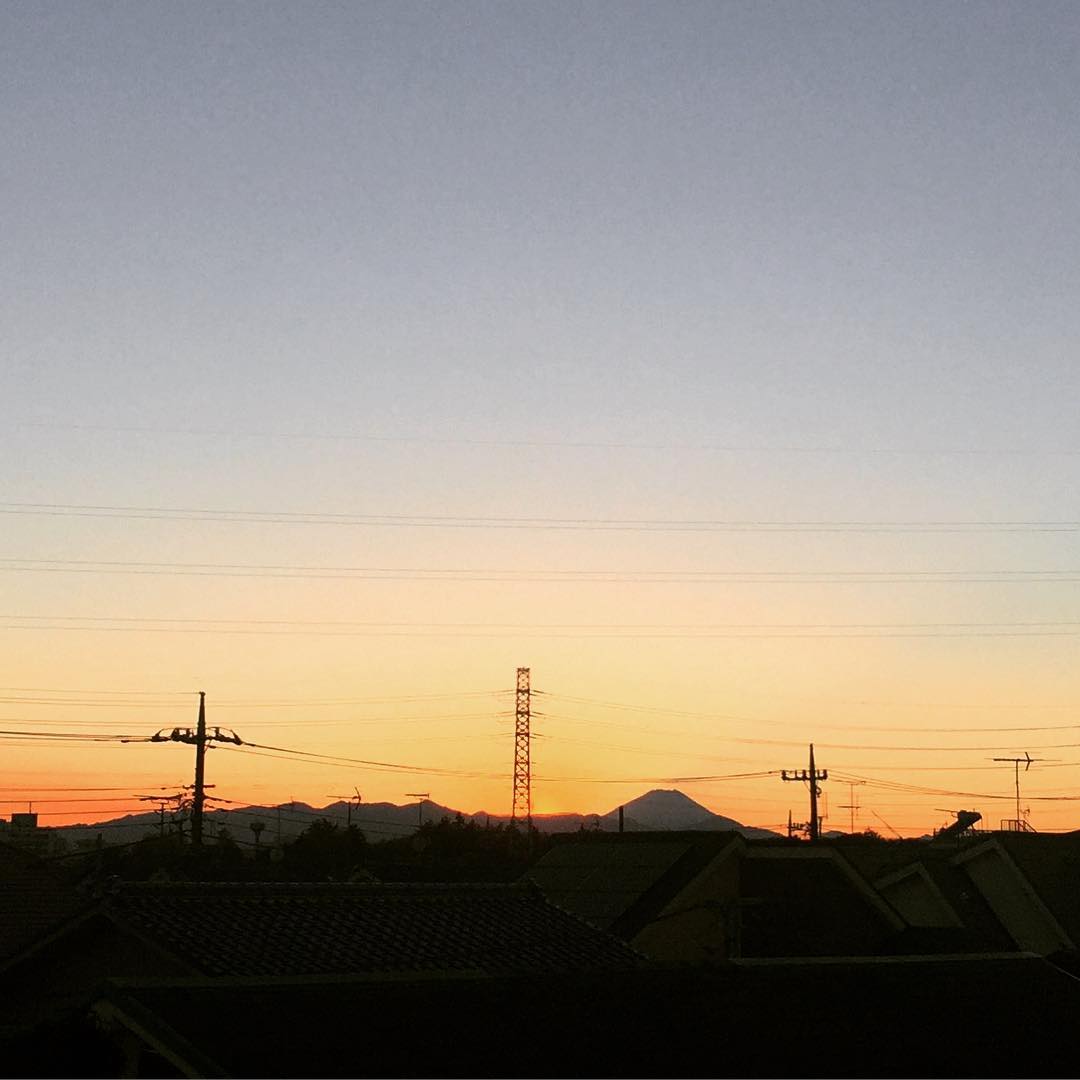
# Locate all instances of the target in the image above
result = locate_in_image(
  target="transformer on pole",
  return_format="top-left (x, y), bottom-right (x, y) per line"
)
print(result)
top-left (511, 667), bottom-right (531, 828)
top-left (146, 692), bottom-right (243, 846)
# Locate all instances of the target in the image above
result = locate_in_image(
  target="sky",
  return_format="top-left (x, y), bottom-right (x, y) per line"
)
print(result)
top-left (3, 1), bottom-right (1080, 836)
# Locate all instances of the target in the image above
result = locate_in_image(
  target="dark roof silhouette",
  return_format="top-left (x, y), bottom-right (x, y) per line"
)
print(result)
top-left (0, 842), bottom-right (89, 964)
top-left (842, 840), bottom-right (1014, 951)
top-left (993, 831), bottom-right (1080, 945)
top-left (526, 833), bottom-right (903, 957)
top-left (101, 880), bottom-right (641, 977)
top-left (91, 955), bottom-right (1080, 1079)
top-left (737, 846), bottom-right (901, 957)
top-left (525, 831), bottom-right (741, 932)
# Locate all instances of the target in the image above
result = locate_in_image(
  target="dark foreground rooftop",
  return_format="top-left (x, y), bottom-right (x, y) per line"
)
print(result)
top-left (74, 954), bottom-right (1080, 1079)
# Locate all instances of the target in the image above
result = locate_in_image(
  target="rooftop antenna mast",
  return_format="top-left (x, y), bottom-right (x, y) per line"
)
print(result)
top-left (329, 788), bottom-right (363, 827)
top-left (992, 751), bottom-right (1043, 830)
top-left (838, 780), bottom-right (865, 835)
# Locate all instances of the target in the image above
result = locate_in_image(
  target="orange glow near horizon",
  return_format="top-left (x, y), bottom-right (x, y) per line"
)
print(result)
top-left (7, 621), bottom-right (1080, 837)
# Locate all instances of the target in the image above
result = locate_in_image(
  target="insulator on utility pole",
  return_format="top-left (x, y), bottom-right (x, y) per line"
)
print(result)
top-left (146, 692), bottom-right (244, 848)
top-left (781, 743), bottom-right (828, 841)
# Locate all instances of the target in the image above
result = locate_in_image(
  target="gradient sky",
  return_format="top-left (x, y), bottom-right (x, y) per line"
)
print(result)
top-left (3, 2), bottom-right (1080, 835)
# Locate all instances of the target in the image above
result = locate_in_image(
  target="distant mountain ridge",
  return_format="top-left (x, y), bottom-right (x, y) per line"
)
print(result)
top-left (53, 788), bottom-right (780, 846)
top-left (522, 789), bottom-right (779, 839)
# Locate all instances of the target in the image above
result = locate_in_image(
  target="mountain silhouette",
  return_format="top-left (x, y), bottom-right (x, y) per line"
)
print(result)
top-left (52, 789), bottom-right (779, 846)
top-left (595, 789), bottom-right (778, 837)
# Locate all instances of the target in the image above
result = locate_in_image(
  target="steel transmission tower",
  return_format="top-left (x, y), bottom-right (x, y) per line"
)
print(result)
top-left (511, 667), bottom-right (532, 827)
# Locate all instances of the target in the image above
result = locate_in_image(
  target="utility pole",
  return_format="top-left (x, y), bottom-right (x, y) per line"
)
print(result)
top-left (138, 793), bottom-right (178, 839)
top-left (781, 744), bottom-right (828, 841)
top-left (511, 666), bottom-right (532, 828)
top-left (191, 692), bottom-right (207, 845)
top-left (147, 693), bottom-right (243, 847)
top-left (406, 793), bottom-right (429, 829)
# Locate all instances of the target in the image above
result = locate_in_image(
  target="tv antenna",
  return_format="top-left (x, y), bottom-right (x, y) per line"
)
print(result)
top-left (839, 780), bottom-right (865, 834)
top-left (329, 788), bottom-right (363, 827)
top-left (991, 751), bottom-right (1045, 829)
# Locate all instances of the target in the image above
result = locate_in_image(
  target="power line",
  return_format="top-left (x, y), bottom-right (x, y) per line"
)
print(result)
top-left (830, 770), bottom-right (1080, 803)
top-left (217, 744), bottom-right (504, 781)
top-left (0, 729), bottom-right (148, 742)
top-left (0, 786), bottom-right (183, 792)
top-left (0, 686), bottom-right (501, 704)
top-left (18, 420), bottom-right (1080, 456)
top-left (535, 715), bottom-right (1080, 753)
top-left (15, 615), bottom-right (1080, 629)
top-left (6, 556), bottom-right (1080, 584)
top-left (21, 807), bottom-right (158, 817)
top-left (540, 692), bottom-right (1080, 733)
top-left (543, 711), bottom-right (1080, 740)
top-left (8, 616), bottom-right (1080, 639)
top-left (0, 698), bottom-right (194, 709)
top-left (213, 693), bottom-right (507, 706)
top-left (3, 501), bottom-right (1080, 532)
top-left (781, 696), bottom-right (1080, 712)
top-left (5, 680), bottom-right (1068, 734)
top-left (0, 711), bottom-right (507, 728)
top-left (0, 797), bottom-right (154, 804)
top-left (7, 716), bottom-right (1080, 757)
top-left (0, 686), bottom-right (193, 697)
top-left (533, 769), bottom-right (780, 784)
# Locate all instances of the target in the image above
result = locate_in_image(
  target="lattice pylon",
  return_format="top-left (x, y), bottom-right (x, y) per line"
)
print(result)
top-left (511, 666), bottom-right (531, 827)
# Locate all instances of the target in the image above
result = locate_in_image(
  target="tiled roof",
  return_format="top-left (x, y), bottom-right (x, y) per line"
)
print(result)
top-left (105, 881), bottom-right (642, 977)
top-left (0, 842), bottom-right (89, 964)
